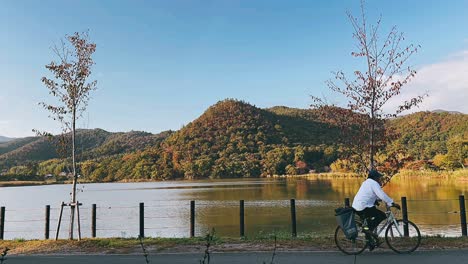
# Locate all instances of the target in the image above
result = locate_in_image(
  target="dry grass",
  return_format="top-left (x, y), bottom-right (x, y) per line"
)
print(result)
top-left (1, 235), bottom-right (468, 255)
top-left (394, 169), bottom-right (468, 178)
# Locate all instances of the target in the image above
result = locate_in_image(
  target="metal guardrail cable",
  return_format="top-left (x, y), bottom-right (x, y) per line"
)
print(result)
top-left (144, 205), bottom-right (186, 208)
top-left (258, 224), bottom-right (285, 227)
top-left (5, 219), bottom-right (43, 222)
top-left (4, 230), bottom-right (39, 233)
top-left (407, 199), bottom-right (459, 202)
top-left (418, 223), bottom-right (460, 226)
top-left (200, 214), bottom-right (237, 217)
top-left (5, 208), bottom-right (44, 212)
top-left (95, 217), bottom-right (134, 220)
top-left (144, 226), bottom-right (186, 230)
top-left (99, 206), bottom-right (137, 209)
top-left (407, 211), bottom-right (459, 215)
top-left (144, 216), bottom-right (182, 219)
top-left (96, 228), bottom-right (131, 231)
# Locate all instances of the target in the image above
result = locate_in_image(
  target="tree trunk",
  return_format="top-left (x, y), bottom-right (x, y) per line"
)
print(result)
top-left (369, 85), bottom-right (376, 171)
top-left (69, 106), bottom-right (77, 240)
top-left (369, 118), bottom-right (375, 170)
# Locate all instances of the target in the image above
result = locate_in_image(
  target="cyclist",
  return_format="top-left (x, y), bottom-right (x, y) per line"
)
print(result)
top-left (352, 169), bottom-right (401, 249)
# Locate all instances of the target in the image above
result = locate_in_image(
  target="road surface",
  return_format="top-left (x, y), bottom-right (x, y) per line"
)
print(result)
top-left (7, 250), bottom-right (468, 263)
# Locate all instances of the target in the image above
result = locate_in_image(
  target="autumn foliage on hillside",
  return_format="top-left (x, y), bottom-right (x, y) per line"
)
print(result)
top-left (0, 100), bottom-right (466, 181)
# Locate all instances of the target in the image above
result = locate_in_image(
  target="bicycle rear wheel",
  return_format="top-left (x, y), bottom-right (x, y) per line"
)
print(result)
top-left (334, 226), bottom-right (367, 255)
top-left (385, 220), bottom-right (421, 254)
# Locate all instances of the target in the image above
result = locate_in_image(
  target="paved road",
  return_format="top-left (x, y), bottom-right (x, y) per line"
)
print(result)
top-left (7, 250), bottom-right (468, 264)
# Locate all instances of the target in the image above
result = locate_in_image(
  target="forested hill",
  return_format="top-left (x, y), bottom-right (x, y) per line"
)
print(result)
top-left (147, 100), bottom-right (341, 179)
top-left (165, 100), bottom-right (339, 156)
top-left (387, 111), bottom-right (468, 161)
top-left (0, 129), bottom-right (172, 168)
top-left (0, 99), bottom-right (466, 181)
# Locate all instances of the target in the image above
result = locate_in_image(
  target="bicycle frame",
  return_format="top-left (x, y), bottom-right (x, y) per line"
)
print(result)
top-left (368, 205), bottom-right (404, 237)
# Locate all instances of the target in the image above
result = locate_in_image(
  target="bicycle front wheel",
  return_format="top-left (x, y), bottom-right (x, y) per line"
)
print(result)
top-left (334, 226), bottom-right (367, 255)
top-left (385, 220), bottom-right (421, 254)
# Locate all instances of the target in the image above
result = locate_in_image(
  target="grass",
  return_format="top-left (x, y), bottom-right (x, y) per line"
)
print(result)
top-left (393, 169), bottom-right (468, 179)
top-left (272, 172), bottom-right (361, 179)
top-left (1, 235), bottom-right (468, 255)
top-left (274, 169), bottom-right (468, 180)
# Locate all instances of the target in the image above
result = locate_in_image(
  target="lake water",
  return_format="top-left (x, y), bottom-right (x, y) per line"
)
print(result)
top-left (0, 176), bottom-right (467, 239)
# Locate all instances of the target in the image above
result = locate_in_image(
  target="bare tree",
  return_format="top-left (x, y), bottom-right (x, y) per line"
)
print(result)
top-left (39, 31), bottom-right (97, 239)
top-left (312, 1), bottom-right (426, 179)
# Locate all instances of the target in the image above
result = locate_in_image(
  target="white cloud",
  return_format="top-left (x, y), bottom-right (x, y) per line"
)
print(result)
top-left (384, 50), bottom-right (468, 114)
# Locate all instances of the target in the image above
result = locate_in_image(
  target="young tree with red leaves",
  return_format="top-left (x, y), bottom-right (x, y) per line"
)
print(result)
top-left (39, 31), bottom-right (97, 239)
top-left (312, 1), bottom-right (426, 180)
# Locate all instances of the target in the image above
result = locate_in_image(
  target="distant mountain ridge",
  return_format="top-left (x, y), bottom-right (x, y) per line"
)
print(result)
top-left (0, 129), bottom-right (173, 168)
top-left (431, 109), bottom-right (464, 114)
top-left (0, 136), bottom-right (14, 143)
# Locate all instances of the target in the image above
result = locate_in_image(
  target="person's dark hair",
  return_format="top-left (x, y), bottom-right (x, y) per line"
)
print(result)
top-left (368, 169), bottom-right (383, 180)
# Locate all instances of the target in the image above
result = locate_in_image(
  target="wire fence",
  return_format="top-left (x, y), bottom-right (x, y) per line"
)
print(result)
top-left (0, 195), bottom-right (467, 240)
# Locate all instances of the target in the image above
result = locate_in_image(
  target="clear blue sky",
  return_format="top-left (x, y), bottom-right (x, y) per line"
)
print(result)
top-left (1, 0), bottom-right (467, 137)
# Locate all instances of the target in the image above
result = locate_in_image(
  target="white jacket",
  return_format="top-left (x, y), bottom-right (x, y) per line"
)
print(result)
top-left (352, 179), bottom-right (393, 211)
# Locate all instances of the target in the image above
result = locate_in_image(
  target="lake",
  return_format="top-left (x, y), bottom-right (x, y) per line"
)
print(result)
top-left (0, 176), bottom-right (466, 239)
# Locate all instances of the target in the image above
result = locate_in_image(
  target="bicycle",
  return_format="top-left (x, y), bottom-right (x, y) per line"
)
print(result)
top-left (334, 204), bottom-right (421, 255)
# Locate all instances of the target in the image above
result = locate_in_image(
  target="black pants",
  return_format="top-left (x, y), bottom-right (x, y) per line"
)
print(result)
top-left (356, 206), bottom-right (386, 231)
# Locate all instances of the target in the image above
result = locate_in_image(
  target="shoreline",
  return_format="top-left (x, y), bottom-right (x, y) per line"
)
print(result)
top-left (1, 169), bottom-right (467, 188)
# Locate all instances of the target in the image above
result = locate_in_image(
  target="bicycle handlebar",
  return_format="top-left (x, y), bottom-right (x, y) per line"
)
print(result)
top-left (386, 204), bottom-right (401, 211)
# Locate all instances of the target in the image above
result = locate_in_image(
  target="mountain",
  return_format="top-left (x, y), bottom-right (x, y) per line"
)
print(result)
top-left (0, 99), bottom-right (466, 181)
top-left (80, 99), bottom-right (340, 181)
top-left (431, 109), bottom-right (464, 114)
top-left (0, 129), bottom-right (172, 168)
top-left (387, 111), bottom-right (468, 160)
top-left (0, 136), bottom-right (37, 155)
top-left (0, 136), bottom-right (14, 143)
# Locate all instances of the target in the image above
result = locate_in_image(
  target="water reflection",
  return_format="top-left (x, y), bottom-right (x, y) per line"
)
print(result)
top-left (0, 176), bottom-right (466, 239)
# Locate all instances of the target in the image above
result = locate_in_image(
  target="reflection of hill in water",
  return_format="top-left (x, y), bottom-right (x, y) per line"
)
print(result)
top-left (385, 176), bottom-right (468, 201)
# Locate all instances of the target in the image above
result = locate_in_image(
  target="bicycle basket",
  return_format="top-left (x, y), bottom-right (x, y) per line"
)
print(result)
top-left (335, 207), bottom-right (358, 239)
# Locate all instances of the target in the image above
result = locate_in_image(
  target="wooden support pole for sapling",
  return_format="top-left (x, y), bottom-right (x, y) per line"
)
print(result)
top-left (55, 202), bottom-right (65, 240)
top-left (76, 201), bottom-right (81, 241)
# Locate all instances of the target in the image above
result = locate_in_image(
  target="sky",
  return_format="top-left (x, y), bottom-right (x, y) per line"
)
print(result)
top-left (1, 0), bottom-right (467, 137)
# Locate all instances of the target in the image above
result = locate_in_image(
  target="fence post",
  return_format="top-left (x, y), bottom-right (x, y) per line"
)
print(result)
top-left (240, 200), bottom-right (245, 237)
top-left (0, 207), bottom-right (4, 240)
top-left (459, 195), bottom-right (467, 236)
top-left (139, 202), bottom-right (144, 238)
top-left (401, 197), bottom-right (409, 237)
top-left (190, 201), bottom-right (195, 238)
top-left (290, 199), bottom-right (297, 237)
top-left (344, 198), bottom-right (350, 207)
top-left (91, 204), bottom-right (97, 238)
top-left (45, 205), bottom-right (50, 239)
